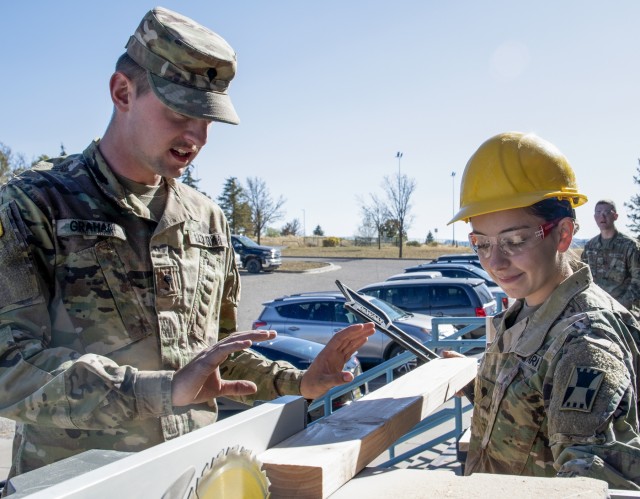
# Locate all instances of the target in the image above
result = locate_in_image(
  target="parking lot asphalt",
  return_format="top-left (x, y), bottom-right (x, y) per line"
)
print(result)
top-left (237, 256), bottom-right (427, 331)
top-left (0, 257), bottom-right (433, 481)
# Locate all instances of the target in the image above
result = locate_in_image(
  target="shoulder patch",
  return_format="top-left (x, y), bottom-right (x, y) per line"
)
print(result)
top-left (560, 366), bottom-right (605, 412)
top-left (0, 203), bottom-right (40, 306)
top-left (57, 219), bottom-right (126, 240)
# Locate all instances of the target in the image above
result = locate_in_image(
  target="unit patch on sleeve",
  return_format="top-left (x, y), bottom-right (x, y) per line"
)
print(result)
top-left (560, 366), bottom-right (605, 412)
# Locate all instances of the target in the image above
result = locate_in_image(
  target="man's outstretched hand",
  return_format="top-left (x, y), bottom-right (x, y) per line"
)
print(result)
top-left (300, 322), bottom-right (375, 400)
top-left (172, 330), bottom-right (276, 406)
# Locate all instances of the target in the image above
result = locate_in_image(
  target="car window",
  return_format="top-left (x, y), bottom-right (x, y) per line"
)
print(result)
top-left (474, 283), bottom-right (494, 304)
top-left (432, 286), bottom-right (471, 308)
top-left (369, 296), bottom-right (409, 320)
top-left (309, 302), bottom-right (334, 322)
top-left (276, 302), bottom-right (314, 320)
top-left (366, 286), bottom-right (426, 310)
top-left (336, 303), bottom-right (358, 324)
top-left (439, 269), bottom-right (469, 279)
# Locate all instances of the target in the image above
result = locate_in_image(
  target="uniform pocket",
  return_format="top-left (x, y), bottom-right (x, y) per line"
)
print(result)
top-left (471, 352), bottom-right (545, 475)
top-left (60, 239), bottom-right (151, 355)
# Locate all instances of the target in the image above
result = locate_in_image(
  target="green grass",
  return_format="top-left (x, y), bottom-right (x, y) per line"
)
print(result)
top-left (262, 236), bottom-right (474, 261)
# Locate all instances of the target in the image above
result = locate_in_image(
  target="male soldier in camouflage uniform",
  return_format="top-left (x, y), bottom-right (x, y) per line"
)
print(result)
top-left (0, 7), bottom-right (374, 480)
top-left (581, 200), bottom-right (640, 320)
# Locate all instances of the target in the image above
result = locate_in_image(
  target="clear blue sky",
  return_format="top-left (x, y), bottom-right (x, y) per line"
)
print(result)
top-left (2, 1), bottom-right (639, 242)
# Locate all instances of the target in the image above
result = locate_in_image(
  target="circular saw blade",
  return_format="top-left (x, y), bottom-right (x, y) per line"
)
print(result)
top-left (196, 445), bottom-right (270, 499)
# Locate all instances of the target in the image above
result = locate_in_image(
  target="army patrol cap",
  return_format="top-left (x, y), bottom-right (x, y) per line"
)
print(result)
top-left (126, 6), bottom-right (239, 124)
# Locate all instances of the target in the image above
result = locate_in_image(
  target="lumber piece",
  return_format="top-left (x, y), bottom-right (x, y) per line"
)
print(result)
top-left (259, 357), bottom-right (477, 499)
top-left (329, 469), bottom-right (609, 498)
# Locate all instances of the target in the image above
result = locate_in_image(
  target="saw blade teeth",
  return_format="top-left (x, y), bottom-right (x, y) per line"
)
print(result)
top-left (195, 445), bottom-right (271, 498)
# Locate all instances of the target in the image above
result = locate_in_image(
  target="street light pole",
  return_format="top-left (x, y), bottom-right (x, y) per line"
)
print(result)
top-left (396, 152), bottom-right (403, 250)
top-left (302, 209), bottom-right (306, 237)
top-left (451, 171), bottom-right (456, 247)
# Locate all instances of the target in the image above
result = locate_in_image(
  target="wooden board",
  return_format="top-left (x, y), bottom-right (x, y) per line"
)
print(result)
top-left (329, 469), bottom-right (609, 498)
top-left (259, 357), bottom-right (477, 498)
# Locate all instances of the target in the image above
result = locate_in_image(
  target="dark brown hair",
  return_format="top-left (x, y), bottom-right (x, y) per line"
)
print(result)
top-left (115, 53), bottom-right (150, 96)
top-left (527, 198), bottom-right (575, 222)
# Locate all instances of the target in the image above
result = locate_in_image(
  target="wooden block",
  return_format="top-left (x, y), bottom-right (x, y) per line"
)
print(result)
top-left (458, 426), bottom-right (472, 453)
top-left (329, 469), bottom-right (610, 498)
top-left (259, 357), bottom-right (477, 499)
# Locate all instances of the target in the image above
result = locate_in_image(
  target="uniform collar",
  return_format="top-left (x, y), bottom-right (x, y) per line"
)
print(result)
top-left (597, 230), bottom-right (619, 244)
top-left (496, 262), bottom-right (592, 357)
top-left (81, 140), bottom-right (192, 228)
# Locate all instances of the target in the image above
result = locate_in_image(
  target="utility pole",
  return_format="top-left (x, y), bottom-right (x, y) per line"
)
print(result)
top-left (451, 171), bottom-right (456, 247)
top-left (396, 152), bottom-right (403, 249)
top-left (302, 209), bottom-right (306, 237)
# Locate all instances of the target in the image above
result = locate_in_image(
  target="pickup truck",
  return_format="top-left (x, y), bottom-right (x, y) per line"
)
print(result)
top-left (231, 234), bottom-right (282, 273)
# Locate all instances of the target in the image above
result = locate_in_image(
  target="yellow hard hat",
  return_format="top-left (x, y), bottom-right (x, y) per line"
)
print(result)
top-left (449, 132), bottom-right (588, 224)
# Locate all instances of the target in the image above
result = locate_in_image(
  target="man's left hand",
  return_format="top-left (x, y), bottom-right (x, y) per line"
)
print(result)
top-left (300, 322), bottom-right (375, 400)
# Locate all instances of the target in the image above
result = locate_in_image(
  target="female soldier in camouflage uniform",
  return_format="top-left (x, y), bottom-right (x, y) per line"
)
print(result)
top-left (447, 132), bottom-right (640, 489)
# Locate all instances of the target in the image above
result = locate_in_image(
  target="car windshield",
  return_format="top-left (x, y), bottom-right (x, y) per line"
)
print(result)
top-left (367, 296), bottom-right (412, 320)
top-left (234, 235), bottom-right (259, 247)
top-left (256, 340), bottom-right (321, 360)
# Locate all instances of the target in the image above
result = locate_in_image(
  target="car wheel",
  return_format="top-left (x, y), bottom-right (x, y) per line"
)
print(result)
top-left (387, 344), bottom-right (418, 377)
top-left (246, 259), bottom-right (262, 274)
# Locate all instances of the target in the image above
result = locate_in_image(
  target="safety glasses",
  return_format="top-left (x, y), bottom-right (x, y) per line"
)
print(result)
top-left (468, 219), bottom-right (561, 259)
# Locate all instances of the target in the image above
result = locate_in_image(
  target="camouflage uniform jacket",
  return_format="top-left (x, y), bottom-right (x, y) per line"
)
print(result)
top-left (581, 230), bottom-right (640, 319)
top-left (466, 262), bottom-right (640, 489)
top-left (0, 141), bottom-right (303, 476)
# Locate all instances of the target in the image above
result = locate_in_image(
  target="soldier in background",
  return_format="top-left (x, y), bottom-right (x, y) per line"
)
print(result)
top-left (0, 7), bottom-right (373, 480)
top-left (581, 199), bottom-right (640, 320)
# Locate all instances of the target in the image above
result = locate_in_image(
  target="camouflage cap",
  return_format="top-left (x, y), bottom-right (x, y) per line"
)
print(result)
top-left (126, 6), bottom-right (239, 124)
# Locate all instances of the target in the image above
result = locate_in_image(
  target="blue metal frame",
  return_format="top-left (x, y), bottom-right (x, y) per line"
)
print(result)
top-left (307, 310), bottom-right (499, 467)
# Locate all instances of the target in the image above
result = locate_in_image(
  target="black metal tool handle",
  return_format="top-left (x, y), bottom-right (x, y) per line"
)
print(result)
top-left (335, 279), bottom-right (475, 404)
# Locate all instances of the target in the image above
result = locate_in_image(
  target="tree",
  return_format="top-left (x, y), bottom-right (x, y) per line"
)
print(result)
top-left (383, 171), bottom-right (416, 258)
top-left (281, 219), bottom-right (301, 236)
top-left (180, 163), bottom-right (210, 197)
top-left (425, 230), bottom-right (436, 245)
top-left (0, 142), bottom-right (29, 185)
top-left (245, 176), bottom-right (286, 244)
top-left (32, 154), bottom-right (51, 165)
top-left (625, 159), bottom-right (640, 238)
top-left (381, 218), bottom-right (400, 239)
top-left (217, 177), bottom-right (252, 235)
top-left (355, 218), bottom-right (376, 242)
top-left (359, 194), bottom-right (389, 249)
top-left (313, 225), bottom-right (325, 236)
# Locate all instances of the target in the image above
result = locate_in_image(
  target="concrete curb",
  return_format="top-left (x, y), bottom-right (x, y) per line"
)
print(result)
top-left (298, 262), bottom-right (341, 274)
top-left (278, 263), bottom-right (341, 274)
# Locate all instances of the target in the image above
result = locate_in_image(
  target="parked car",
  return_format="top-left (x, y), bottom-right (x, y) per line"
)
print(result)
top-left (217, 335), bottom-right (364, 420)
top-left (358, 278), bottom-right (497, 320)
top-left (252, 292), bottom-right (456, 366)
top-left (403, 262), bottom-right (512, 310)
top-left (431, 253), bottom-right (482, 268)
top-left (386, 271), bottom-right (442, 281)
top-left (231, 234), bottom-right (281, 273)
